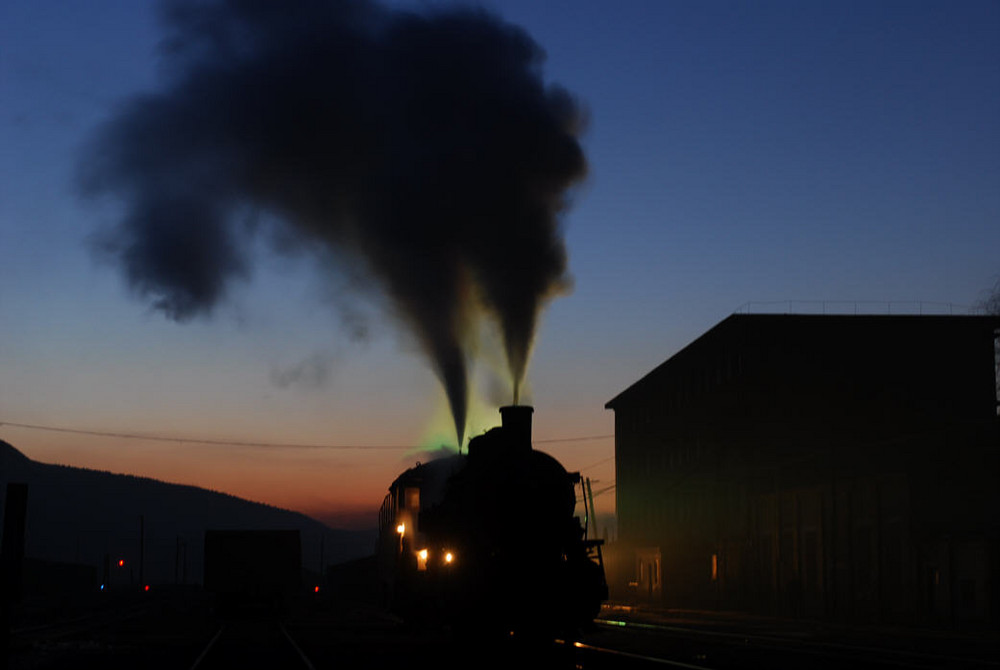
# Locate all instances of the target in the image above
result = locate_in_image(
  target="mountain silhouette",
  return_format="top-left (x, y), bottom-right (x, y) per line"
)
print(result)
top-left (0, 439), bottom-right (373, 584)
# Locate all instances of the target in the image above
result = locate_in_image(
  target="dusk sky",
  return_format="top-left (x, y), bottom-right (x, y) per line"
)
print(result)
top-left (2, 0), bottom-right (998, 530)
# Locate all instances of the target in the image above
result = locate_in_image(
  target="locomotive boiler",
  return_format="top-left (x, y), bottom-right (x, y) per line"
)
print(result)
top-left (377, 405), bottom-right (607, 635)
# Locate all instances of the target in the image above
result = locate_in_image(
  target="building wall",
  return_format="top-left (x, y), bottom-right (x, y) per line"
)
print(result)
top-left (608, 315), bottom-right (1000, 625)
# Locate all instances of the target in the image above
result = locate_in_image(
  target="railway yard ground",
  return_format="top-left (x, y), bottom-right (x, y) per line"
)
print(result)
top-left (4, 591), bottom-right (999, 670)
top-left (591, 603), bottom-right (1000, 670)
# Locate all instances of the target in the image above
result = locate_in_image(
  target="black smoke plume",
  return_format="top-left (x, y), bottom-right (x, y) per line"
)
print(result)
top-left (79, 0), bottom-right (586, 444)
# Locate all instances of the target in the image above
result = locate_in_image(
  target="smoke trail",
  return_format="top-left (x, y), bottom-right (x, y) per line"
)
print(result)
top-left (78, 0), bottom-right (586, 444)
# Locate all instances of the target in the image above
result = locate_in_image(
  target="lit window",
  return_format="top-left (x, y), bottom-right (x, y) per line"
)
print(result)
top-left (405, 487), bottom-right (420, 511)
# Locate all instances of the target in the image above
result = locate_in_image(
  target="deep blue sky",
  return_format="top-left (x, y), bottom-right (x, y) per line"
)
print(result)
top-left (2, 0), bottom-right (998, 527)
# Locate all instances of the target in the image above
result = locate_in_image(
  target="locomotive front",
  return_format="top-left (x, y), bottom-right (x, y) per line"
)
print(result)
top-left (377, 406), bottom-right (607, 635)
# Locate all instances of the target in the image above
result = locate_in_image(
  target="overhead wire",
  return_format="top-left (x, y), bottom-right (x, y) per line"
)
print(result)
top-left (577, 456), bottom-right (614, 471)
top-left (0, 420), bottom-right (615, 451)
top-left (534, 434), bottom-right (613, 444)
top-left (0, 421), bottom-right (409, 450)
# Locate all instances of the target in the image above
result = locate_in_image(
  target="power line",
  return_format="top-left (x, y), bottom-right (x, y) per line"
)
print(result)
top-left (534, 434), bottom-right (613, 444)
top-left (591, 482), bottom-right (616, 497)
top-left (574, 482), bottom-right (616, 504)
top-left (0, 421), bottom-right (408, 450)
top-left (0, 420), bottom-right (615, 451)
top-left (577, 456), bottom-right (614, 471)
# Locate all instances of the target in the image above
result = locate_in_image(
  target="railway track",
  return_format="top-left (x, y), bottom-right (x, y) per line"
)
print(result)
top-left (12, 600), bottom-right (157, 642)
top-left (9, 598), bottom-right (996, 670)
top-left (555, 636), bottom-right (716, 669)
top-left (581, 616), bottom-right (1000, 670)
top-left (238, 613), bottom-right (999, 670)
top-left (7, 590), bottom-right (215, 669)
top-left (189, 621), bottom-right (317, 670)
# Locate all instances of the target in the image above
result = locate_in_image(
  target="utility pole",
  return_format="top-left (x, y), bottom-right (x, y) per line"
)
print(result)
top-left (2, 483), bottom-right (29, 670)
top-left (139, 515), bottom-right (145, 589)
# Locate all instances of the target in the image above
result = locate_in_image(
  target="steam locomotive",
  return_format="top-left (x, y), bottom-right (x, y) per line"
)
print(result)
top-left (376, 405), bottom-right (607, 635)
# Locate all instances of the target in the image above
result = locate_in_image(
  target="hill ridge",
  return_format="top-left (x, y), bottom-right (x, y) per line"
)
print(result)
top-left (0, 439), bottom-right (375, 581)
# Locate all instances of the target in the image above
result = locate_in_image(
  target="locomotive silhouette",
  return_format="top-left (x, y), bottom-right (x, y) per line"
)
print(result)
top-left (377, 405), bottom-right (607, 635)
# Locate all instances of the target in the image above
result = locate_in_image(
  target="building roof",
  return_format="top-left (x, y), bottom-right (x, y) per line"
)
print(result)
top-left (605, 312), bottom-right (999, 410)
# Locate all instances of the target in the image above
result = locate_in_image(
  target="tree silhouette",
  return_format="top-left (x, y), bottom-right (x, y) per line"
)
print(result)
top-left (978, 277), bottom-right (1000, 315)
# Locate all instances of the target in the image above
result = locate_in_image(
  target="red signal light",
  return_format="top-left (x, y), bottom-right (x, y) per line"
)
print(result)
top-left (144, 585), bottom-right (150, 592)
top-left (314, 585), bottom-right (320, 593)
top-left (118, 559), bottom-right (125, 567)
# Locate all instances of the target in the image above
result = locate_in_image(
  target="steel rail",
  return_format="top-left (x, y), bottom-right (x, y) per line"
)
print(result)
top-left (189, 623), bottom-right (317, 670)
top-left (595, 618), bottom-right (1000, 669)
top-left (555, 637), bottom-right (716, 669)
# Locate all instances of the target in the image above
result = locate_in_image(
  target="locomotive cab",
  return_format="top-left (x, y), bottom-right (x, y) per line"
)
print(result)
top-left (377, 454), bottom-right (463, 613)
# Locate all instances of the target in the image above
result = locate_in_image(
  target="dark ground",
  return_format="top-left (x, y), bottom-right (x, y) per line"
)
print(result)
top-left (5, 591), bottom-right (999, 670)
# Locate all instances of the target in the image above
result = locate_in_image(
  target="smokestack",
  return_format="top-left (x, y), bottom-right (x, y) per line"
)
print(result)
top-left (499, 405), bottom-right (533, 451)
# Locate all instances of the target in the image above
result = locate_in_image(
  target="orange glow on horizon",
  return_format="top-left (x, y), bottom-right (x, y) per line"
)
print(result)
top-left (1, 403), bottom-right (615, 533)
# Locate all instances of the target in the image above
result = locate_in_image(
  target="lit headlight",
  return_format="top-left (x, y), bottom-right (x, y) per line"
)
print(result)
top-left (444, 551), bottom-right (454, 564)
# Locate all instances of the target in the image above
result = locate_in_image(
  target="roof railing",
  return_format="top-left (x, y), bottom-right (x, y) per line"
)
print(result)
top-left (732, 300), bottom-right (975, 316)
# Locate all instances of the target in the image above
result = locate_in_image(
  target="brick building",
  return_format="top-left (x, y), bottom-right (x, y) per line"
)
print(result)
top-left (605, 314), bottom-right (999, 625)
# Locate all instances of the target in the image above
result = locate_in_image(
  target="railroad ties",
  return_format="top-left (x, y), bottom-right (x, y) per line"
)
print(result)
top-left (190, 621), bottom-right (315, 670)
